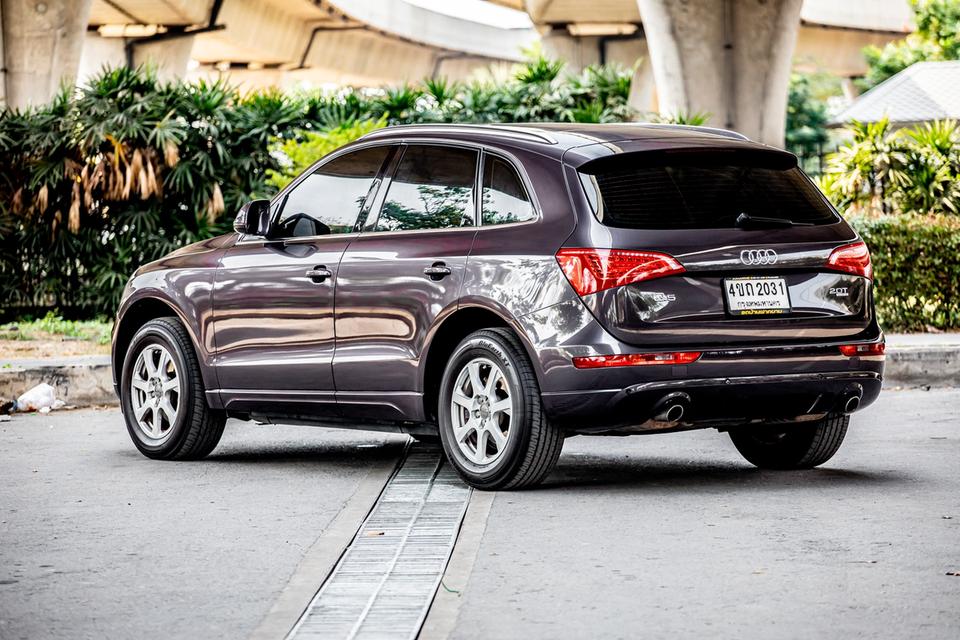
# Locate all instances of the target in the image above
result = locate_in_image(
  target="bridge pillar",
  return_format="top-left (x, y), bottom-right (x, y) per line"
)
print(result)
top-left (636, 0), bottom-right (802, 146)
top-left (1, 0), bottom-right (93, 108)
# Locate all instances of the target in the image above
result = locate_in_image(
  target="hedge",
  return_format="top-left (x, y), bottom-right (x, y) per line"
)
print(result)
top-left (0, 62), bottom-right (637, 319)
top-left (849, 213), bottom-right (960, 331)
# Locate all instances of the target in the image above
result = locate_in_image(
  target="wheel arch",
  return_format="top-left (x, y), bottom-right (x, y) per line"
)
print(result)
top-left (112, 295), bottom-right (212, 392)
top-left (420, 303), bottom-right (542, 423)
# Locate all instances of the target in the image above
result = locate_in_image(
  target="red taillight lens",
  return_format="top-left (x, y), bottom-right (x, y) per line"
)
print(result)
top-left (572, 351), bottom-right (702, 369)
top-left (826, 241), bottom-right (873, 280)
top-left (839, 343), bottom-right (886, 357)
top-left (556, 248), bottom-right (685, 296)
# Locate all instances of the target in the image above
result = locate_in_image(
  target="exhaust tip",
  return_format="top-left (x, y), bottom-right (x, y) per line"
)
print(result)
top-left (664, 404), bottom-right (685, 422)
top-left (844, 395), bottom-right (861, 413)
top-left (652, 392), bottom-right (692, 423)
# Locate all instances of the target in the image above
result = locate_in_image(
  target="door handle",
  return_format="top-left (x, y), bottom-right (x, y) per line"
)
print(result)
top-left (305, 266), bottom-right (332, 283)
top-left (423, 263), bottom-right (452, 280)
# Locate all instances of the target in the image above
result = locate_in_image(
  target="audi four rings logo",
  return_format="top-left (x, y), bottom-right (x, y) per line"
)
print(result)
top-left (740, 249), bottom-right (778, 265)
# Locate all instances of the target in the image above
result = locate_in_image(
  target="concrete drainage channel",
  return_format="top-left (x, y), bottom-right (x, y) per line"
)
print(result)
top-left (285, 444), bottom-right (471, 640)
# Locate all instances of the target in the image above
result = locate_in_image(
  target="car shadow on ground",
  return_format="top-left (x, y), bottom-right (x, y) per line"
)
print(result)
top-left (111, 438), bottom-right (408, 469)
top-left (538, 453), bottom-right (911, 492)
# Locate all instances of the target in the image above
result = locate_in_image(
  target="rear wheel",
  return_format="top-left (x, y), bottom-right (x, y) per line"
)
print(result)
top-left (121, 317), bottom-right (226, 460)
top-left (438, 328), bottom-right (563, 490)
top-left (729, 413), bottom-right (849, 470)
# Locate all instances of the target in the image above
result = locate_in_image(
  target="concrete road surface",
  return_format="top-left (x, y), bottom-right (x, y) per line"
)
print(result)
top-left (0, 412), bottom-right (406, 640)
top-left (2, 389), bottom-right (958, 639)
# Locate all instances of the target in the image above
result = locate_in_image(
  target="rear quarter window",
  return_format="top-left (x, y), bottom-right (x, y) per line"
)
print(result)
top-left (578, 150), bottom-right (839, 230)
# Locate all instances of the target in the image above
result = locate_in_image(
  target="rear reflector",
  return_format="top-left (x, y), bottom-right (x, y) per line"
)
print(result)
top-left (839, 343), bottom-right (886, 357)
top-left (826, 241), bottom-right (873, 280)
top-left (572, 351), bottom-right (702, 369)
top-left (556, 248), bottom-right (685, 296)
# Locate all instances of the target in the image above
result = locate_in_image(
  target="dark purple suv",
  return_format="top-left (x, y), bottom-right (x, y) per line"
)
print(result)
top-left (112, 123), bottom-right (884, 489)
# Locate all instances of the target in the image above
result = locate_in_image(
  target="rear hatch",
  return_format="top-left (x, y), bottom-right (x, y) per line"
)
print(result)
top-left (561, 146), bottom-right (875, 347)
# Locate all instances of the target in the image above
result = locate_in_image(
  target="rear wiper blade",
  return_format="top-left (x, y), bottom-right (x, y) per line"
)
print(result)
top-left (735, 212), bottom-right (812, 228)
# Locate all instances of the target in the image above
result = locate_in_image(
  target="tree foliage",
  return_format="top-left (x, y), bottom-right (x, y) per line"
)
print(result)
top-left (0, 58), bottom-right (637, 317)
top-left (818, 116), bottom-right (960, 216)
top-left (859, 0), bottom-right (960, 91)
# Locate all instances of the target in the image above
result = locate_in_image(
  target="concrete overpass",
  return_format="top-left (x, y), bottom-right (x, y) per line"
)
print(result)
top-left (494, 0), bottom-right (912, 144)
top-left (2, 0), bottom-right (911, 145)
top-left (80, 0), bottom-right (536, 90)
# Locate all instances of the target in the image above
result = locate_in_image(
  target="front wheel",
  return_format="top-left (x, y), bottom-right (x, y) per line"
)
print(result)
top-left (120, 317), bottom-right (226, 460)
top-left (438, 328), bottom-right (563, 490)
top-left (729, 413), bottom-right (849, 470)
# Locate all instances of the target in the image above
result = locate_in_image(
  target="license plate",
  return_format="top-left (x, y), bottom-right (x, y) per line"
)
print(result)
top-left (724, 277), bottom-right (791, 316)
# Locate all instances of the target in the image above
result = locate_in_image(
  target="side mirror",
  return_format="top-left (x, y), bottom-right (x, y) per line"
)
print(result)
top-left (234, 199), bottom-right (272, 236)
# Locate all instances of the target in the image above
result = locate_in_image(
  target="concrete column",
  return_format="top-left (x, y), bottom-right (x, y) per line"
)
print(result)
top-left (1, 0), bottom-right (93, 109)
top-left (636, 0), bottom-right (802, 146)
top-left (131, 36), bottom-right (195, 81)
top-left (540, 29), bottom-right (600, 72)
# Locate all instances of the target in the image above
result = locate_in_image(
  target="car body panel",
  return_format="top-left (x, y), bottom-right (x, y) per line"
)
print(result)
top-left (333, 228), bottom-right (478, 421)
top-left (111, 234), bottom-right (234, 394)
top-left (211, 234), bottom-right (354, 413)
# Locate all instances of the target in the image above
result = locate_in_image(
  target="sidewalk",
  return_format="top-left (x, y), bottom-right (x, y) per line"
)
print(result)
top-left (1, 335), bottom-right (957, 408)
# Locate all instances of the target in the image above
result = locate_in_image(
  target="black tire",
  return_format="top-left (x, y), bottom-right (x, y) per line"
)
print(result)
top-left (120, 317), bottom-right (226, 460)
top-left (438, 328), bottom-right (563, 490)
top-left (729, 413), bottom-right (849, 470)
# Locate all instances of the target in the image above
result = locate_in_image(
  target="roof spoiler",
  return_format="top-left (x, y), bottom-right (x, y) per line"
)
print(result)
top-left (637, 123), bottom-right (750, 141)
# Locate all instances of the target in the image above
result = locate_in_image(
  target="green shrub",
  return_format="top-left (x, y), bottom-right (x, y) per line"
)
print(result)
top-left (267, 117), bottom-right (387, 190)
top-left (0, 59), bottom-right (639, 319)
top-left (849, 213), bottom-right (960, 331)
top-left (820, 117), bottom-right (960, 216)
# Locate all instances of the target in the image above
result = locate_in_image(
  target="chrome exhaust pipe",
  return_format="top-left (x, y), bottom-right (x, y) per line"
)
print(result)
top-left (841, 383), bottom-right (864, 415)
top-left (844, 395), bottom-right (861, 413)
top-left (652, 392), bottom-right (692, 423)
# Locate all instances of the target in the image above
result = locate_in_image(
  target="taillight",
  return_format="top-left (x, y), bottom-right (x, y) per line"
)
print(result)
top-left (826, 241), bottom-right (873, 280)
top-left (572, 351), bottom-right (702, 369)
top-left (839, 343), bottom-right (885, 357)
top-left (556, 248), bottom-right (685, 296)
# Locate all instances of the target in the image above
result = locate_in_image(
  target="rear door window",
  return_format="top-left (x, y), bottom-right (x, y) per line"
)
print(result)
top-left (578, 150), bottom-right (839, 229)
top-left (375, 145), bottom-right (478, 232)
top-left (481, 155), bottom-right (535, 225)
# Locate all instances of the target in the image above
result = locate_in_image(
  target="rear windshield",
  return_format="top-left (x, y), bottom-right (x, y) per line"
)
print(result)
top-left (578, 150), bottom-right (839, 230)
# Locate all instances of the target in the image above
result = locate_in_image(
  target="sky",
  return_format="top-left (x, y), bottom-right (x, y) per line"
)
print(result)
top-left (402, 0), bottom-right (533, 28)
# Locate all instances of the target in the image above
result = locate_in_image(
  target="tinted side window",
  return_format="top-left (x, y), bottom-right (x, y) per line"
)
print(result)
top-left (376, 145), bottom-right (477, 232)
top-left (482, 156), bottom-right (535, 225)
top-left (275, 146), bottom-right (389, 238)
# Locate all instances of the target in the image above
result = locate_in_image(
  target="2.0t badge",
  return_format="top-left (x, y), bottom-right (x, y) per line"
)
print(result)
top-left (740, 249), bottom-right (778, 266)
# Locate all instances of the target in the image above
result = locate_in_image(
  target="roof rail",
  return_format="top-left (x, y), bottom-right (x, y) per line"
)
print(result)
top-left (636, 123), bottom-right (750, 141)
top-left (359, 123), bottom-right (558, 145)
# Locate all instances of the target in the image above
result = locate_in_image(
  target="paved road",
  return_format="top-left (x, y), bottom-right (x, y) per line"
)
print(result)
top-left (445, 389), bottom-right (960, 639)
top-left (0, 411), bottom-right (406, 640)
top-left (2, 389), bottom-right (958, 639)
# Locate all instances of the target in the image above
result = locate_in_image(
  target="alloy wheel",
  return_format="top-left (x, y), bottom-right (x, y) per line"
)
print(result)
top-left (129, 344), bottom-right (181, 444)
top-left (449, 357), bottom-right (514, 466)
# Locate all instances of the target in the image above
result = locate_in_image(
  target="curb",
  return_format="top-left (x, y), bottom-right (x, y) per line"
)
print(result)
top-left (1, 346), bottom-right (957, 410)
top-left (883, 346), bottom-right (960, 389)
top-left (0, 356), bottom-right (115, 408)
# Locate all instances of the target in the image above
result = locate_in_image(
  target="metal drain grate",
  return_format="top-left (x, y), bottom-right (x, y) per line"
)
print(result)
top-left (287, 445), bottom-right (471, 640)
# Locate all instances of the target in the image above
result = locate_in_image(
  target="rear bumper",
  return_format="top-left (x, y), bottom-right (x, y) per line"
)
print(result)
top-left (542, 368), bottom-right (882, 434)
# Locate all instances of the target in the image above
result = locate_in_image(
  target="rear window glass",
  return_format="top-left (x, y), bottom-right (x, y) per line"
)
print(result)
top-left (578, 151), bottom-right (838, 230)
